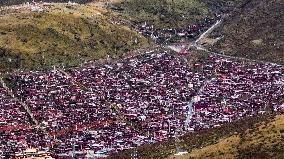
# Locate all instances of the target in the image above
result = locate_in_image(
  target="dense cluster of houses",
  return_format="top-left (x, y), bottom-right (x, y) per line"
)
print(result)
top-left (0, 49), bottom-right (283, 158)
top-left (137, 16), bottom-right (218, 44)
top-left (0, 1), bottom-right (80, 13)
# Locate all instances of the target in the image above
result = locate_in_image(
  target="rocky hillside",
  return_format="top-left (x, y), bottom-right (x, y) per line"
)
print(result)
top-left (210, 0), bottom-right (284, 64)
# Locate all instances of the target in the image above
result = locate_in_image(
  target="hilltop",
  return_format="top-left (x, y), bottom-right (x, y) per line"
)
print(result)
top-left (0, 2), bottom-right (148, 71)
top-left (208, 0), bottom-right (284, 64)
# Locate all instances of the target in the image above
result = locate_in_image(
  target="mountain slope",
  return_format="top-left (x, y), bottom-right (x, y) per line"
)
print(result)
top-left (169, 115), bottom-right (284, 159)
top-left (112, 0), bottom-right (210, 29)
top-left (210, 0), bottom-right (284, 64)
top-left (0, 3), bottom-right (148, 71)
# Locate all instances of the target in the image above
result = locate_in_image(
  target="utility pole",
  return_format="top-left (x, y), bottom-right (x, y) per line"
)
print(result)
top-left (72, 138), bottom-right (76, 159)
top-left (174, 124), bottom-right (188, 156)
top-left (131, 148), bottom-right (138, 159)
top-left (185, 101), bottom-right (193, 130)
top-left (174, 125), bottom-right (180, 153)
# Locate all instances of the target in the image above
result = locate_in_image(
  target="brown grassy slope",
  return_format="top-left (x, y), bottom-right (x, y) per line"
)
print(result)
top-left (211, 0), bottom-right (284, 64)
top-left (169, 115), bottom-right (284, 159)
top-left (0, 3), bottom-right (148, 71)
